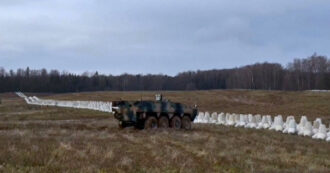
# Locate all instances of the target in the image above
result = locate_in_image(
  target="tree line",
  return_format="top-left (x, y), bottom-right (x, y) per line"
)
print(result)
top-left (1, 54), bottom-right (329, 93)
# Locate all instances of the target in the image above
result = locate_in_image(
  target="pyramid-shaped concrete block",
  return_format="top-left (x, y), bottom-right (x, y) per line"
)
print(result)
top-left (312, 124), bottom-right (327, 140)
top-left (313, 118), bottom-right (322, 134)
top-left (257, 116), bottom-right (267, 129)
top-left (303, 121), bottom-right (313, 137)
top-left (193, 112), bottom-right (204, 123)
top-left (283, 116), bottom-right (295, 133)
top-left (287, 119), bottom-right (297, 134)
top-left (297, 116), bottom-right (308, 135)
top-left (217, 113), bottom-right (226, 125)
top-left (226, 114), bottom-right (235, 126)
top-left (203, 112), bottom-right (211, 123)
top-left (210, 112), bottom-right (218, 124)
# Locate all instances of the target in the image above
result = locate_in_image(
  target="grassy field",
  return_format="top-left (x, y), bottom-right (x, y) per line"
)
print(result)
top-left (0, 90), bottom-right (329, 172)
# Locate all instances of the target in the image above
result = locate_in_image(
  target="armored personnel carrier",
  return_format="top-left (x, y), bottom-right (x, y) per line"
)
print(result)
top-left (112, 94), bottom-right (198, 129)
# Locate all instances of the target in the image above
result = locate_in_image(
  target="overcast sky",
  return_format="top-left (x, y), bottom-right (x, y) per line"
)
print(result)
top-left (0, 0), bottom-right (329, 75)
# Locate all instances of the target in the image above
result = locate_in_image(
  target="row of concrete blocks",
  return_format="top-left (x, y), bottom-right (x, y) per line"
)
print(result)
top-left (194, 112), bottom-right (330, 142)
top-left (16, 92), bottom-right (113, 113)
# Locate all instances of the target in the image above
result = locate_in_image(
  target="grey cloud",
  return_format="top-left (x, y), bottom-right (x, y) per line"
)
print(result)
top-left (0, 0), bottom-right (330, 75)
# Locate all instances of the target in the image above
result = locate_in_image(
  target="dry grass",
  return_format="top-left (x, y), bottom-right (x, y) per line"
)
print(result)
top-left (0, 90), bottom-right (329, 172)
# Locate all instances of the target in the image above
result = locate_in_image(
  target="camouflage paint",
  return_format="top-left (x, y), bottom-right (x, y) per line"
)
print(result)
top-left (113, 99), bottom-right (197, 125)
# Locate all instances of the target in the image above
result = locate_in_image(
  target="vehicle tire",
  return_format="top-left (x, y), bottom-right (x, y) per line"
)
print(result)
top-left (144, 116), bottom-right (158, 129)
top-left (171, 116), bottom-right (181, 129)
top-left (182, 116), bottom-right (192, 130)
top-left (158, 116), bottom-right (169, 128)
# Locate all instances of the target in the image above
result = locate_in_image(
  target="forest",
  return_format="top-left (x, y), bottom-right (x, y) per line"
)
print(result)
top-left (1, 54), bottom-right (329, 93)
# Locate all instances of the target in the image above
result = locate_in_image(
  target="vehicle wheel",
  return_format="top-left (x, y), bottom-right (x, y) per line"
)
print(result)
top-left (182, 116), bottom-right (191, 130)
top-left (144, 116), bottom-right (158, 129)
top-left (158, 116), bottom-right (169, 128)
top-left (171, 116), bottom-right (181, 129)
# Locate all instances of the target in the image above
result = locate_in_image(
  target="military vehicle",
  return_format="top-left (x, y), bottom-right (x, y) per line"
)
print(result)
top-left (112, 94), bottom-right (198, 129)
